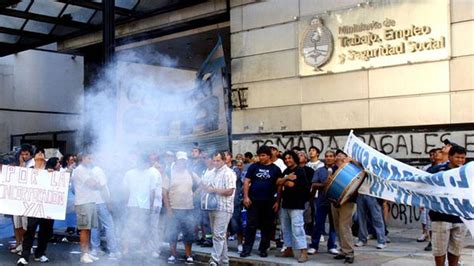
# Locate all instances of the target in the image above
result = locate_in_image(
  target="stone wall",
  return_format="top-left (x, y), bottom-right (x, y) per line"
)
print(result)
top-left (229, 0), bottom-right (474, 141)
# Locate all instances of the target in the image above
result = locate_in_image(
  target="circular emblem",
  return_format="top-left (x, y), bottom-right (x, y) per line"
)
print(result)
top-left (302, 17), bottom-right (333, 70)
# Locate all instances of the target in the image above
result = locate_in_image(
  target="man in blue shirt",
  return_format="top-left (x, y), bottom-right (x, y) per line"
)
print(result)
top-left (241, 145), bottom-right (282, 258)
top-left (308, 150), bottom-right (339, 255)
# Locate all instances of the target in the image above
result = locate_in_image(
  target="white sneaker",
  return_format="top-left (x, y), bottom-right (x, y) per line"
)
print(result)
top-left (151, 251), bottom-right (160, 258)
top-left (320, 235), bottom-right (325, 242)
top-left (280, 246), bottom-right (287, 253)
top-left (270, 241), bottom-right (277, 249)
top-left (11, 245), bottom-right (22, 254)
top-left (87, 253), bottom-right (99, 261)
top-left (376, 243), bottom-right (386, 249)
top-left (355, 241), bottom-right (367, 247)
top-left (328, 248), bottom-right (340, 255)
top-left (167, 255), bottom-right (176, 263)
top-left (34, 255), bottom-right (49, 263)
top-left (80, 253), bottom-right (94, 264)
top-left (185, 256), bottom-right (194, 264)
top-left (417, 234), bottom-right (426, 242)
top-left (108, 252), bottom-right (122, 259)
top-left (237, 244), bottom-right (243, 253)
top-left (90, 249), bottom-right (105, 257)
top-left (307, 248), bottom-right (317, 255)
top-left (17, 258), bottom-right (28, 265)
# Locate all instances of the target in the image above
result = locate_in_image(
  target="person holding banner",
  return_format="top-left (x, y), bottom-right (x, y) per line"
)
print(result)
top-left (428, 145), bottom-right (469, 266)
top-left (331, 149), bottom-right (357, 264)
top-left (17, 148), bottom-right (54, 266)
top-left (11, 145), bottom-right (35, 256)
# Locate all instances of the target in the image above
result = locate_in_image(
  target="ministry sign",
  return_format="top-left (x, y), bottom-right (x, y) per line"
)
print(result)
top-left (298, 0), bottom-right (450, 76)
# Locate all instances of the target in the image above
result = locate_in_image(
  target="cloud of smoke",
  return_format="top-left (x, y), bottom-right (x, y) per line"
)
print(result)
top-left (74, 44), bottom-right (228, 257)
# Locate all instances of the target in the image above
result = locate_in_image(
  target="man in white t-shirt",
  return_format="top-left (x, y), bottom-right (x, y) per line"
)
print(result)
top-left (71, 151), bottom-right (101, 264)
top-left (148, 153), bottom-right (163, 258)
top-left (268, 144), bottom-right (286, 172)
top-left (122, 154), bottom-right (158, 254)
top-left (306, 146), bottom-right (324, 171)
top-left (89, 164), bottom-right (121, 259)
top-left (162, 151), bottom-right (201, 264)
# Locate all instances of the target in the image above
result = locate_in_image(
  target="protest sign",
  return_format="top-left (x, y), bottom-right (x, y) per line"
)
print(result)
top-left (343, 131), bottom-right (474, 233)
top-left (0, 165), bottom-right (70, 220)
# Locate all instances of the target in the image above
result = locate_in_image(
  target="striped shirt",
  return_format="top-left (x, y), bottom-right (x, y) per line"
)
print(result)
top-left (211, 165), bottom-right (236, 213)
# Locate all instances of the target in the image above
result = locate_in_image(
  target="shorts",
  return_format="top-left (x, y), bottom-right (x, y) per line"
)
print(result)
top-left (166, 209), bottom-right (195, 244)
top-left (75, 203), bottom-right (98, 230)
top-left (13, 216), bottom-right (28, 230)
top-left (431, 221), bottom-right (468, 257)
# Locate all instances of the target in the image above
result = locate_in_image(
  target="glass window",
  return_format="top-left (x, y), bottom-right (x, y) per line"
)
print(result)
top-left (29, 1), bottom-right (65, 17)
top-left (24, 20), bottom-right (54, 34)
top-left (116, 0), bottom-right (139, 9)
top-left (63, 5), bottom-right (95, 23)
top-left (0, 16), bottom-right (25, 29)
top-left (6, 1), bottom-right (32, 12)
top-left (89, 11), bottom-right (102, 25)
top-left (0, 33), bottom-right (19, 44)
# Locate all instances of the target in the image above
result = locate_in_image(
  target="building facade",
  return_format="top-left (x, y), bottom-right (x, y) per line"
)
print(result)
top-left (230, 0), bottom-right (474, 165)
top-left (0, 45), bottom-right (83, 153)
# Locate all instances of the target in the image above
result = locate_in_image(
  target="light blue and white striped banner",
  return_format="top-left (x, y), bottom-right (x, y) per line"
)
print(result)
top-left (344, 131), bottom-right (474, 234)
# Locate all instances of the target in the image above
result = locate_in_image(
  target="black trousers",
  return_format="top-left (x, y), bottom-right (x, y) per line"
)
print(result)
top-left (22, 217), bottom-right (54, 261)
top-left (243, 200), bottom-right (275, 253)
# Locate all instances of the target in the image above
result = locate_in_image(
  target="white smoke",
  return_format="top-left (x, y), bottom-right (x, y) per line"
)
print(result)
top-left (76, 47), bottom-right (211, 257)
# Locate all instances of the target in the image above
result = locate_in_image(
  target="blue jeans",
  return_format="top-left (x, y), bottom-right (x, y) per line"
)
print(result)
top-left (91, 203), bottom-right (119, 253)
top-left (311, 203), bottom-right (337, 250)
top-left (280, 208), bottom-right (307, 250)
top-left (357, 195), bottom-right (386, 244)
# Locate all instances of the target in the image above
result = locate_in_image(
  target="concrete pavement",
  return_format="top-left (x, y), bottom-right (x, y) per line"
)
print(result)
top-left (0, 227), bottom-right (472, 265)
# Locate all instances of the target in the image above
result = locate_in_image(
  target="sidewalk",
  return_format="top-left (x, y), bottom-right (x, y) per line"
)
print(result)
top-left (182, 228), bottom-right (474, 265)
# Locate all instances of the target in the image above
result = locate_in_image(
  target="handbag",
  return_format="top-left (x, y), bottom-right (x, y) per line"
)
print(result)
top-left (201, 192), bottom-right (218, 211)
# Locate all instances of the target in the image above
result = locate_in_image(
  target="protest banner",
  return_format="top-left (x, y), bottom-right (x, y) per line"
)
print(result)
top-left (343, 131), bottom-right (474, 233)
top-left (0, 165), bottom-right (70, 220)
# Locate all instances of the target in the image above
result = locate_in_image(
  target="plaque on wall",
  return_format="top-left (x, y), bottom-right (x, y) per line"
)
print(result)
top-left (298, 0), bottom-right (450, 76)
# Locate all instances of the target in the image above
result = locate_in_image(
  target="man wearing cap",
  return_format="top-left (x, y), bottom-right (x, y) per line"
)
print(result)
top-left (163, 151), bottom-right (201, 264)
top-left (268, 144), bottom-right (286, 172)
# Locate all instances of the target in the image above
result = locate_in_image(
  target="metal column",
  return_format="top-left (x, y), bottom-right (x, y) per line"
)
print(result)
top-left (102, 0), bottom-right (115, 65)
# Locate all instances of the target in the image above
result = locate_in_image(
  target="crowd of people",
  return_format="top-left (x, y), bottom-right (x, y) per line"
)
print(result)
top-left (6, 140), bottom-right (471, 265)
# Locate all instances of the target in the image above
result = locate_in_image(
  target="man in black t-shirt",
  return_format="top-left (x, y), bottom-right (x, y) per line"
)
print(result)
top-left (241, 145), bottom-right (282, 258)
top-left (275, 150), bottom-right (309, 263)
top-left (429, 145), bottom-right (468, 266)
